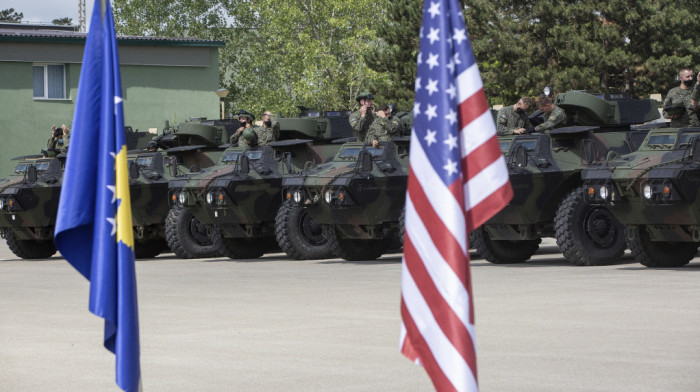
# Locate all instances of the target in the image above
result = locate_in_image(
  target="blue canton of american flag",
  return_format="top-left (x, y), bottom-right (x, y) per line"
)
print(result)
top-left (399, 0), bottom-right (513, 391)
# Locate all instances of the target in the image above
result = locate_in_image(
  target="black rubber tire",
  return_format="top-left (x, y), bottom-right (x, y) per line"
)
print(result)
top-left (626, 226), bottom-right (697, 268)
top-left (274, 200), bottom-right (332, 260)
top-left (134, 239), bottom-right (167, 259)
top-left (5, 231), bottom-right (57, 259)
top-left (470, 226), bottom-right (540, 264)
top-left (554, 186), bottom-right (626, 266)
top-left (219, 237), bottom-right (266, 259)
top-left (165, 205), bottom-right (221, 259)
top-left (325, 226), bottom-right (386, 261)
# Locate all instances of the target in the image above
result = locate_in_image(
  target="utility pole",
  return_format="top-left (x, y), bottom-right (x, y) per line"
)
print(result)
top-left (78, 0), bottom-right (86, 32)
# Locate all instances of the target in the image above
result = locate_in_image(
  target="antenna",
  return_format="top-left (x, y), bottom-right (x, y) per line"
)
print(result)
top-left (78, 0), bottom-right (86, 32)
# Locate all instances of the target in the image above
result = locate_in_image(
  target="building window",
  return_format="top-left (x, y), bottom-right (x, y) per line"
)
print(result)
top-left (33, 64), bottom-right (66, 99)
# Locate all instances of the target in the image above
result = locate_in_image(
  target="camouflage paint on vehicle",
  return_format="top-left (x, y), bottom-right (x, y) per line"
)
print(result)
top-left (583, 126), bottom-right (700, 267)
top-left (472, 91), bottom-right (661, 266)
top-left (168, 111), bottom-right (355, 260)
top-left (0, 119), bottom-right (230, 259)
top-left (283, 138), bottom-right (410, 261)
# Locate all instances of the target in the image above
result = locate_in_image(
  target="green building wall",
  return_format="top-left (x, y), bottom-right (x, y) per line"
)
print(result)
top-left (0, 47), bottom-right (221, 177)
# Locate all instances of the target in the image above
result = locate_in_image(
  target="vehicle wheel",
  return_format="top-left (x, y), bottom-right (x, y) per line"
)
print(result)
top-left (626, 226), bottom-right (697, 268)
top-left (554, 186), bottom-right (626, 266)
top-left (134, 239), bottom-right (167, 259)
top-left (165, 205), bottom-right (221, 259)
top-left (325, 226), bottom-right (386, 261)
top-left (274, 200), bottom-right (332, 260)
top-left (219, 237), bottom-right (266, 259)
top-left (470, 226), bottom-right (540, 264)
top-left (5, 231), bottom-right (57, 259)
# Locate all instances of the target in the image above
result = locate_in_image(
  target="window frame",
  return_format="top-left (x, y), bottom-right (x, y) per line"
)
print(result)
top-left (32, 63), bottom-right (69, 100)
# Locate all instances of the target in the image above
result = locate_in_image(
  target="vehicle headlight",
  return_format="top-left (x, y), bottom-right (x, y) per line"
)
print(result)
top-left (324, 190), bottom-right (332, 204)
top-left (293, 190), bottom-right (302, 203)
top-left (643, 185), bottom-right (652, 200)
top-left (0, 198), bottom-right (4, 210)
top-left (206, 192), bottom-right (214, 204)
top-left (599, 186), bottom-right (609, 200)
top-left (178, 192), bottom-right (187, 204)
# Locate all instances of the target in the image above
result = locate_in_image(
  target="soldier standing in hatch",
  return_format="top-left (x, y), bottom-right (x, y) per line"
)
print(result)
top-left (366, 104), bottom-right (401, 147)
top-left (663, 67), bottom-right (699, 127)
top-left (349, 91), bottom-right (376, 142)
top-left (531, 96), bottom-right (567, 133)
top-left (255, 110), bottom-right (280, 146)
top-left (229, 110), bottom-right (256, 145)
top-left (496, 97), bottom-right (533, 135)
top-left (45, 124), bottom-right (69, 156)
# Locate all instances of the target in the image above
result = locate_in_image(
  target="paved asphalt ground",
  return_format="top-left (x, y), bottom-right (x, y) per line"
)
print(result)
top-left (1, 238), bottom-right (699, 391)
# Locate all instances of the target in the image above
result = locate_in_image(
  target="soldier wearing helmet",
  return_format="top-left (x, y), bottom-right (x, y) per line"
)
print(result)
top-left (230, 109), bottom-right (256, 145)
top-left (349, 91), bottom-right (376, 142)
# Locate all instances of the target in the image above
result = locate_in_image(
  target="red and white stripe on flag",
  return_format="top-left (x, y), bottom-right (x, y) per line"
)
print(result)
top-left (399, 0), bottom-right (512, 390)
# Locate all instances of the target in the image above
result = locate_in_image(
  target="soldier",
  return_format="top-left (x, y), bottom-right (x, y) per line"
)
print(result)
top-left (349, 91), bottom-right (376, 142)
top-left (44, 124), bottom-right (69, 157)
top-left (255, 110), bottom-right (280, 146)
top-left (663, 68), bottom-right (699, 127)
top-left (531, 96), bottom-right (567, 133)
top-left (229, 109), bottom-right (256, 145)
top-left (366, 104), bottom-right (401, 147)
top-left (496, 97), bottom-right (533, 135)
top-left (146, 141), bottom-right (158, 152)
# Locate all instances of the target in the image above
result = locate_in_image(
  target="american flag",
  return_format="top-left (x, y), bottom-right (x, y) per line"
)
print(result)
top-left (399, 0), bottom-right (512, 390)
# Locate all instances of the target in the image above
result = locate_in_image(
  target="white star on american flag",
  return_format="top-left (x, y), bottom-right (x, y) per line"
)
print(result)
top-left (453, 28), bottom-right (466, 45)
top-left (425, 104), bottom-right (438, 121)
top-left (415, 77), bottom-right (422, 92)
top-left (444, 134), bottom-right (458, 150)
top-left (425, 129), bottom-right (437, 146)
top-left (426, 53), bottom-right (439, 69)
top-left (426, 79), bottom-right (439, 96)
top-left (443, 159), bottom-right (458, 176)
top-left (427, 28), bottom-right (440, 44)
top-left (445, 109), bottom-right (457, 125)
top-left (428, 1), bottom-right (441, 18)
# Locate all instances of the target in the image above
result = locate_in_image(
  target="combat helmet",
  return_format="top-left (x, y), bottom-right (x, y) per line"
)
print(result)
top-left (236, 109), bottom-right (255, 122)
top-left (356, 91), bottom-right (374, 102)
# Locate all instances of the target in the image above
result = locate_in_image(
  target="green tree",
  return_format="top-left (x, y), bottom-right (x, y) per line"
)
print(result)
top-left (52, 17), bottom-right (73, 25)
top-left (364, 0), bottom-right (422, 111)
top-left (0, 8), bottom-right (23, 22)
top-left (464, 0), bottom-right (700, 104)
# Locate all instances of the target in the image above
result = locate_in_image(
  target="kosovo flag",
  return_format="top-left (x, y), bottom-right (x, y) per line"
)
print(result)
top-left (54, 0), bottom-right (140, 391)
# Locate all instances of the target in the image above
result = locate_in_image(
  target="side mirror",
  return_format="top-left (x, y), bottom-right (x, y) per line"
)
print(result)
top-left (128, 160), bottom-right (139, 180)
top-left (514, 145), bottom-right (528, 168)
top-left (283, 152), bottom-right (294, 174)
top-left (238, 154), bottom-right (250, 176)
top-left (357, 149), bottom-right (373, 173)
top-left (26, 165), bottom-right (38, 183)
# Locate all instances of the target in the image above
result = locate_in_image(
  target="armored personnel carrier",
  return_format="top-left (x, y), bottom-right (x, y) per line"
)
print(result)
top-left (471, 91), bottom-right (660, 266)
top-left (282, 138), bottom-right (410, 261)
top-left (166, 111), bottom-right (354, 259)
top-left (126, 118), bottom-right (236, 258)
top-left (0, 156), bottom-right (62, 258)
top-left (0, 119), bottom-right (231, 259)
top-left (583, 126), bottom-right (700, 267)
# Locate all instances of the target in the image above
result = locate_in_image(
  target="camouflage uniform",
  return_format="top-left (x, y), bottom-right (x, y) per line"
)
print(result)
top-left (535, 105), bottom-right (567, 133)
top-left (255, 114), bottom-right (280, 146)
top-left (496, 105), bottom-right (530, 135)
top-left (365, 116), bottom-right (401, 143)
top-left (349, 110), bottom-right (375, 142)
top-left (46, 136), bottom-right (68, 154)
top-left (664, 86), bottom-right (699, 127)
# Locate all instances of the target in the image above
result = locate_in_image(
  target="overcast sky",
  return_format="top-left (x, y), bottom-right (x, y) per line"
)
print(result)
top-left (4, 0), bottom-right (94, 26)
